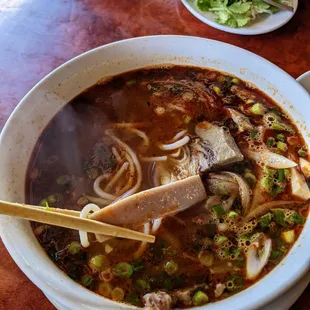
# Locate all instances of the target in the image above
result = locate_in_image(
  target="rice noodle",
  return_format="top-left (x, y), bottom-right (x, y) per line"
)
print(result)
top-left (85, 195), bottom-right (110, 206)
top-left (171, 130), bottom-right (187, 142)
top-left (112, 122), bottom-right (145, 128)
top-left (151, 218), bottom-right (162, 234)
top-left (79, 203), bottom-right (100, 248)
top-left (133, 223), bottom-right (150, 259)
top-left (167, 103), bottom-right (187, 113)
top-left (112, 147), bottom-right (122, 162)
top-left (93, 175), bottom-right (117, 201)
top-left (159, 136), bottom-right (190, 151)
top-left (116, 152), bottom-right (135, 196)
top-left (141, 156), bottom-right (167, 162)
top-left (104, 162), bottom-right (129, 192)
top-left (171, 148), bottom-right (181, 158)
top-left (127, 128), bottom-right (150, 148)
top-left (107, 130), bottom-right (142, 199)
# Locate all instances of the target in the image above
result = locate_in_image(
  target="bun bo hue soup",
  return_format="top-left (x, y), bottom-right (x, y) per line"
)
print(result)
top-left (27, 66), bottom-right (309, 309)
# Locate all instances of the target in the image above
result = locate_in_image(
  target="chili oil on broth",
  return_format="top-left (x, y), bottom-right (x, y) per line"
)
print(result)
top-left (26, 66), bottom-right (309, 309)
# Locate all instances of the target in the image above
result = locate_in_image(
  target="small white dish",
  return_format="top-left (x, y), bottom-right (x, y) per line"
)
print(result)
top-left (181, 0), bottom-right (298, 35)
top-left (297, 71), bottom-right (310, 93)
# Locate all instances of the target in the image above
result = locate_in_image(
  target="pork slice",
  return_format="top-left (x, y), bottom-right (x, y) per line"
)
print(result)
top-left (143, 291), bottom-right (172, 310)
top-left (90, 175), bottom-right (207, 226)
top-left (193, 121), bottom-right (243, 172)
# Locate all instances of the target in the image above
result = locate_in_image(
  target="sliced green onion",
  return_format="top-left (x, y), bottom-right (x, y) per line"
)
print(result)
top-left (135, 279), bottom-right (150, 292)
top-left (111, 287), bottom-right (125, 301)
top-left (226, 76), bottom-right (232, 88)
top-left (266, 137), bottom-right (276, 147)
top-left (216, 235), bottom-right (228, 246)
top-left (126, 79), bottom-right (136, 86)
top-left (47, 194), bottom-right (58, 205)
top-left (39, 198), bottom-right (48, 207)
top-left (228, 211), bottom-right (238, 217)
top-left (114, 262), bottom-right (134, 278)
top-left (271, 209), bottom-right (287, 227)
top-left (89, 254), bottom-right (109, 271)
top-left (277, 141), bottom-right (288, 152)
top-left (98, 282), bottom-right (113, 297)
top-left (250, 103), bottom-right (266, 115)
top-left (192, 291), bottom-right (209, 306)
top-left (259, 213), bottom-right (272, 227)
top-left (271, 122), bottom-right (286, 131)
top-left (250, 129), bottom-right (259, 139)
top-left (232, 248), bottom-right (241, 259)
top-left (260, 176), bottom-right (274, 193)
top-left (212, 204), bottom-right (226, 217)
top-left (263, 167), bottom-right (276, 177)
top-left (277, 169), bottom-right (285, 182)
top-left (198, 251), bottom-right (214, 267)
top-left (68, 241), bottom-right (81, 255)
top-left (287, 212), bottom-right (305, 225)
top-left (81, 275), bottom-right (94, 288)
top-left (164, 260), bottom-right (178, 275)
top-left (217, 75), bottom-right (226, 83)
top-left (298, 147), bottom-right (307, 157)
top-left (269, 250), bottom-right (283, 261)
top-left (231, 77), bottom-right (240, 84)
top-left (212, 85), bottom-right (223, 97)
top-left (184, 115), bottom-right (192, 124)
top-left (225, 274), bottom-right (244, 292)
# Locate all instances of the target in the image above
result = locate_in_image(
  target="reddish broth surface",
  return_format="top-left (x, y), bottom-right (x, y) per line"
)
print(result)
top-left (26, 66), bottom-right (308, 308)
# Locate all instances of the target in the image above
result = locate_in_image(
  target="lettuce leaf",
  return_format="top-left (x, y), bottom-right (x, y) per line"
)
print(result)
top-left (194, 0), bottom-right (282, 28)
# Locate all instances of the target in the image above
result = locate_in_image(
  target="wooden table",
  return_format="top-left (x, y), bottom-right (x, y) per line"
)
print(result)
top-left (0, 0), bottom-right (309, 309)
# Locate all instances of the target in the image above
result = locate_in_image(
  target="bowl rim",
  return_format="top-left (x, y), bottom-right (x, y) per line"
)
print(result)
top-left (1, 35), bottom-right (309, 310)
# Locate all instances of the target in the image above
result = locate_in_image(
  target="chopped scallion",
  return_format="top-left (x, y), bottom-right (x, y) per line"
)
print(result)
top-left (111, 287), bottom-right (125, 301)
top-left (225, 274), bottom-right (244, 292)
top-left (68, 241), bottom-right (81, 255)
top-left (114, 262), bottom-right (134, 278)
top-left (192, 291), bottom-right (209, 306)
top-left (250, 103), bottom-right (266, 115)
top-left (212, 204), bottom-right (226, 217)
top-left (277, 141), bottom-right (288, 152)
top-left (81, 275), bottom-right (94, 288)
top-left (266, 137), bottom-right (276, 147)
top-left (277, 169), bottom-right (285, 182)
top-left (164, 260), bottom-right (178, 275)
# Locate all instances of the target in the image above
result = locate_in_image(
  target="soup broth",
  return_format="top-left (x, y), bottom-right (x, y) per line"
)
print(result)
top-left (27, 66), bottom-right (309, 309)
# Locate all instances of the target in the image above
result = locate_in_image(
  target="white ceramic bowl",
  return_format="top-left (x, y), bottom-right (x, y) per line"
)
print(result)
top-left (0, 36), bottom-right (309, 310)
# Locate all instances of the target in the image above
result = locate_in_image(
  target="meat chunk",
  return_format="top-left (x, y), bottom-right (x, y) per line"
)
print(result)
top-left (90, 175), bottom-right (207, 226)
top-left (214, 283), bottom-right (226, 297)
top-left (143, 291), bottom-right (172, 310)
top-left (230, 85), bottom-right (257, 104)
top-left (192, 122), bottom-right (243, 172)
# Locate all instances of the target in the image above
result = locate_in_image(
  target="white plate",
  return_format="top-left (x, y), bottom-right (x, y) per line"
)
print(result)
top-left (181, 0), bottom-right (298, 35)
top-left (297, 71), bottom-right (310, 93)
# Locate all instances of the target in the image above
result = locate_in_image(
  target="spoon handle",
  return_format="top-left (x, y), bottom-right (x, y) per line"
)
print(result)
top-left (263, 0), bottom-right (294, 12)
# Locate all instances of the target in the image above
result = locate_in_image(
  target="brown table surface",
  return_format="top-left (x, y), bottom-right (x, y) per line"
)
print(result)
top-left (0, 0), bottom-right (309, 309)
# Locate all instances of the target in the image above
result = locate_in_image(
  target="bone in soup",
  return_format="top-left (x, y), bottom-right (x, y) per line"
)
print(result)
top-left (27, 66), bottom-right (309, 309)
